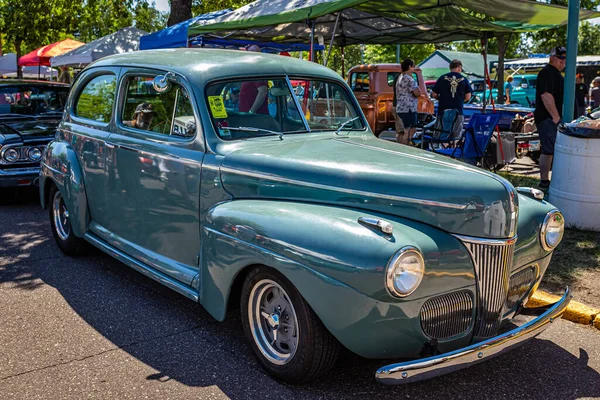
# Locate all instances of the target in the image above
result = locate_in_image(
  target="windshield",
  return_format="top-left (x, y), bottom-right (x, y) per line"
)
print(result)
top-left (206, 77), bottom-right (364, 140)
top-left (0, 85), bottom-right (69, 116)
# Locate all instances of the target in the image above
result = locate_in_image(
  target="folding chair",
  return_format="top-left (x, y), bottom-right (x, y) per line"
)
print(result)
top-left (412, 109), bottom-right (461, 149)
top-left (435, 113), bottom-right (501, 168)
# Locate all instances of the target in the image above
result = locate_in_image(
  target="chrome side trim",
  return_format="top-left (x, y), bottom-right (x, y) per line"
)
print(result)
top-left (220, 167), bottom-right (468, 210)
top-left (376, 287), bottom-right (571, 385)
top-left (453, 235), bottom-right (517, 246)
top-left (106, 142), bottom-right (203, 168)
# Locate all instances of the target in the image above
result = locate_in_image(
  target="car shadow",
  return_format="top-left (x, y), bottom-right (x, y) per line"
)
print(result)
top-left (1, 191), bottom-right (600, 399)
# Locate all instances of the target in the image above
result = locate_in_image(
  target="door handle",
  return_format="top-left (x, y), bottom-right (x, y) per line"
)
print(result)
top-left (105, 142), bottom-right (115, 149)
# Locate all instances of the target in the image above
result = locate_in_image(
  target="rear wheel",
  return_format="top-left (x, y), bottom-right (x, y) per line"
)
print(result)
top-left (49, 185), bottom-right (87, 256)
top-left (241, 267), bottom-right (340, 383)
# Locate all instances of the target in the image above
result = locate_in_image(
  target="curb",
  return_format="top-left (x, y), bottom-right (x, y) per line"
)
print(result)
top-left (527, 290), bottom-right (600, 330)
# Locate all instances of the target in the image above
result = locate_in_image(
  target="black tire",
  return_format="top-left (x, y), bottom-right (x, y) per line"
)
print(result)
top-left (240, 266), bottom-right (340, 384)
top-left (48, 184), bottom-right (88, 256)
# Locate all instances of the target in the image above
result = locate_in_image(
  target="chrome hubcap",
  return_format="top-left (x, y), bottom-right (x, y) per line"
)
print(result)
top-left (52, 191), bottom-right (71, 241)
top-left (248, 279), bottom-right (299, 365)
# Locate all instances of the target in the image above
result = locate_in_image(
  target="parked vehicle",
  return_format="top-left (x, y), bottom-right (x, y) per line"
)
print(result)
top-left (471, 77), bottom-right (535, 108)
top-left (348, 63), bottom-right (399, 136)
top-left (41, 49), bottom-right (569, 385)
top-left (0, 80), bottom-right (69, 192)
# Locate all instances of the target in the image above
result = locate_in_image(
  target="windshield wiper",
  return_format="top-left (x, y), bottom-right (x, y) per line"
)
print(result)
top-left (224, 126), bottom-right (285, 140)
top-left (335, 117), bottom-right (360, 135)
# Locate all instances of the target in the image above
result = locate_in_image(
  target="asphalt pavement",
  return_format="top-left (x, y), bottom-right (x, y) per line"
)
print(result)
top-left (1, 188), bottom-right (599, 400)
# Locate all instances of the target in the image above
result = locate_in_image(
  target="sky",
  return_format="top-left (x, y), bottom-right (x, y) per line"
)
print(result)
top-left (154, 0), bottom-right (170, 13)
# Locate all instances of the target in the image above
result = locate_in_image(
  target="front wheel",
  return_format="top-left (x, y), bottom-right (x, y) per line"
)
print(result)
top-left (241, 267), bottom-right (340, 383)
top-left (49, 185), bottom-right (88, 256)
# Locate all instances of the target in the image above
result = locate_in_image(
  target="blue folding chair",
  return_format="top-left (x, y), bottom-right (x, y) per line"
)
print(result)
top-left (435, 113), bottom-right (501, 167)
top-left (412, 109), bottom-right (461, 149)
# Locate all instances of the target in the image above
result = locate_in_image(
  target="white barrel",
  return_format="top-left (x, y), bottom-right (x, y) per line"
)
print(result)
top-left (549, 127), bottom-right (600, 231)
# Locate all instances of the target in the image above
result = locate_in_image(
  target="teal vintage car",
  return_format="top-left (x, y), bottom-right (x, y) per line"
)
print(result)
top-left (40, 49), bottom-right (569, 385)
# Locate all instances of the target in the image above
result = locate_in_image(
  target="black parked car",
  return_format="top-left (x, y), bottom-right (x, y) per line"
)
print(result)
top-left (0, 80), bottom-right (69, 193)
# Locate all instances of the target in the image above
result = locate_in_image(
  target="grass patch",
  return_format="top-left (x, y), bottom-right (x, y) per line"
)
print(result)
top-left (497, 172), bottom-right (539, 188)
top-left (544, 228), bottom-right (600, 285)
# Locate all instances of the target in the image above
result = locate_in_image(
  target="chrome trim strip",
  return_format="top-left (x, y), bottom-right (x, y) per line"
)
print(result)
top-left (376, 287), bottom-right (571, 385)
top-left (453, 234), bottom-right (517, 245)
top-left (0, 167), bottom-right (41, 176)
top-left (220, 167), bottom-right (468, 210)
top-left (106, 142), bottom-right (203, 168)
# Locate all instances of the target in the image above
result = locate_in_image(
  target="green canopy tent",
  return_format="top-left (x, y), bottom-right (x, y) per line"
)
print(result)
top-left (188, 0), bottom-right (599, 114)
top-left (188, 0), bottom-right (600, 46)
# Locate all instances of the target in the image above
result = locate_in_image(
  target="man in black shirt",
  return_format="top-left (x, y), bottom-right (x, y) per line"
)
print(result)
top-left (575, 73), bottom-right (588, 117)
top-left (431, 59), bottom-right (472, 138)
top-left (534, 46), bottom-right (566, 189)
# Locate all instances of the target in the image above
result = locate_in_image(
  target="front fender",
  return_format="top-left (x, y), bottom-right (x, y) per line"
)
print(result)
top-left (40, 140), bottom-right (89, 238)
top-left (200, 200), bottom-right (476, 359)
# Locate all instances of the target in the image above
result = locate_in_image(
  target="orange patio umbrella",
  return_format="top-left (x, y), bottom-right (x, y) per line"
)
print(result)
top-left (18, 39), bottom-right (85, 67)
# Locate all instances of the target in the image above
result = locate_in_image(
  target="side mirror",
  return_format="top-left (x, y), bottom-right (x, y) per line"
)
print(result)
top-left (153, 72), bottom-right (175, 93)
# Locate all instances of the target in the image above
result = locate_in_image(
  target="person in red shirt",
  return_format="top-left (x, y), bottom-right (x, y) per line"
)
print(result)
top-left (239, 45), bottom-right (269, 114)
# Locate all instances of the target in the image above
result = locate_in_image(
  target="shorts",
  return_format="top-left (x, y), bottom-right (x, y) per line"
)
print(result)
top-left (397, 112), bottom-right (418, 128)
top-left (538, 118), bottom-right (559, 155)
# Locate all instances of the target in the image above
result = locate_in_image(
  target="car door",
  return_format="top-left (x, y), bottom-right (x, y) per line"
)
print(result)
top-left (101, 69), bottom-right (204, 285)
top-left (64, 67), bottom-right (120, 230)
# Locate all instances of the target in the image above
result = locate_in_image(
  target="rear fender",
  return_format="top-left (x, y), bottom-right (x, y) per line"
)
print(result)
top-left (40, 140), bottom-right (89, 238)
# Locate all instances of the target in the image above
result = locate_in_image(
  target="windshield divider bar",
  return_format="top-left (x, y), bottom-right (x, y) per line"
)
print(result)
top-left (285, 76), bottom-right (311, 133)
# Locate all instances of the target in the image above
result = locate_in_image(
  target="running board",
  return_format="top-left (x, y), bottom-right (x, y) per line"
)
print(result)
top-left (84, 232), bottom-right (199, 302)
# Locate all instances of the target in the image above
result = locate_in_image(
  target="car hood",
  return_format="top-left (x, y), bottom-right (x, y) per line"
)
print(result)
top-left (219, 134), bottom-right (518, 239)
top-left (0, 117), bottom-right (60, 145)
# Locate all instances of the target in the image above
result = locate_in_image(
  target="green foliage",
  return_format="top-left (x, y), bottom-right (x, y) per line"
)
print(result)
top-left (192, 0), bottom-right (254, 15)
top-left (0, 0), bottom-right (167, 56)
top-left (526, 0), bottom-right (600, 55)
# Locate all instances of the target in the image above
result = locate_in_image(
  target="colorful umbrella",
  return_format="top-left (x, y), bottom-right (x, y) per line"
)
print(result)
top-left (18, 39), bottom-right (85, 67)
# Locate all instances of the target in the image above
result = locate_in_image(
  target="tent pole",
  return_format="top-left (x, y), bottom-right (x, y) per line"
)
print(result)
top-left (38, 61), bottom-right (40, 80)
top-left (325, 13), bottom-right (340, 67)
top-left (563, 0), bottom-right (580, 122)
top-left (341, 46), bottom-right (345, 77)
top-left (396, 45), bottom-right (400, 64)
top-left (309, 20), bottom-right (315, 62)
top-left (481, 35), bottom-right (487, 113)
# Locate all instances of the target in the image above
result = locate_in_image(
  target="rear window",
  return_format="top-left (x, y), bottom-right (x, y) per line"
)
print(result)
top-left (349, 72), bottom-right (369, 92)
top-left (75, 74), bottom-right (116, 123)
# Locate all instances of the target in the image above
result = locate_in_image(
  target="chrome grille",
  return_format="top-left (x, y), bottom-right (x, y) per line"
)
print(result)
top-left (505, 265), bottom-right (538, 311)
top-left (420, 291), bottom-right (473, 339)
top-left (460, 237), bottom-right (516, 338)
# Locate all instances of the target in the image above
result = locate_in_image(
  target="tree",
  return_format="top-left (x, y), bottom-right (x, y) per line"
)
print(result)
top-left (135, 1), bottom-right (168, 32)
top-left (192, 0), bottom-right (253, 15)
top-left (168, 0), bottom-right (192, 26)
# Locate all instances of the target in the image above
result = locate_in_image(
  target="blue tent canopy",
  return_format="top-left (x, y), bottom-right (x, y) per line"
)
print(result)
top-left (140, 9), bottom-right (232, 50)
top-left (190, 37), bottom-right (324, 53)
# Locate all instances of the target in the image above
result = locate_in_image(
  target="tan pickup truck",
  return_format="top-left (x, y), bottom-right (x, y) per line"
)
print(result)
top-left (347, 64), bottom-right (400, 137)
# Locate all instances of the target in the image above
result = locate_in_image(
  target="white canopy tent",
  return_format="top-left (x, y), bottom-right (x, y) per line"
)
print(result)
top-left (0, 53), bottom-right (58, 79)
top-left (50, 27), bottom-right (147, 68)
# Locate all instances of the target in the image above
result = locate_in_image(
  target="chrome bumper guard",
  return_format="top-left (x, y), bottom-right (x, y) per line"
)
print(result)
top-left (376, 287), bottom-right (571, 385)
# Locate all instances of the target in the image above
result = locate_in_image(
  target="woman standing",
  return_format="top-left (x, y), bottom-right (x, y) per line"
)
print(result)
top-left (395, 59), bottom-right (427, 145)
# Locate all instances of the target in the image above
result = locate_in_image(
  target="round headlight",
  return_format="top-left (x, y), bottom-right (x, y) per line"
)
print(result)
top-left (28, 147), bottom-right (42, 161)
top-left (386, 246), bottom-right (425, 297)
top-left (3, 148), bottom-right (19, 163)
top-left (541, 210), bottom-right (564, 251)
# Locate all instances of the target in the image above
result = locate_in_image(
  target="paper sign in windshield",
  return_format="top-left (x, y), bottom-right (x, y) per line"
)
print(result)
top-left (208, 96), bottom-right (228, 119)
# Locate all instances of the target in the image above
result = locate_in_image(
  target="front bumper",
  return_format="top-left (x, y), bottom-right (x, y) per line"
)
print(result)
top-left (376, 287), bottom-right (571, 384)
top-left (0, 167), bottom-right (41, 188)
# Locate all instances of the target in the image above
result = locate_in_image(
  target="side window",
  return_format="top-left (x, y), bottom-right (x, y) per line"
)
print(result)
top-left (121, 75), bottom-right (196, 138)
top-left (350, 72), bottom-right (369, 92)
top-left (75, 74), bottom-right (116, 123)
top-left (388, 72), bottom-right (400, 86)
